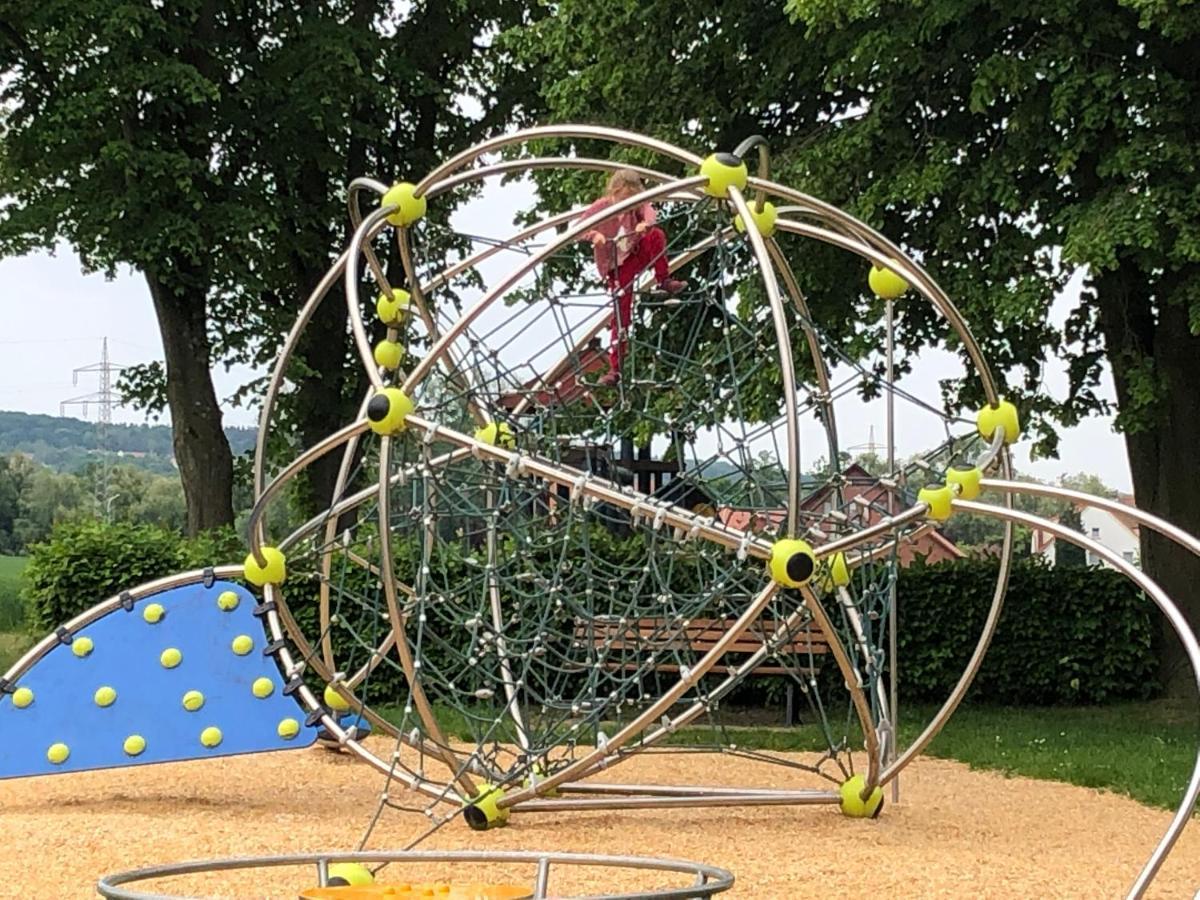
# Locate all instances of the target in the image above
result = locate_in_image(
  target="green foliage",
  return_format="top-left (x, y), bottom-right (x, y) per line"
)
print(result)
top-left (22, 519), bottom-right (241, 635)
top-left (0, 556), bottom-right (29, 632)
top-left (0, 452), bottom-right (196, 552)
top-left (1, 2), bottom-right (545, 528)
top-left (898, 557), bottom-right (1157, 704)
top-left (0, 410), bottom-right (256, 474)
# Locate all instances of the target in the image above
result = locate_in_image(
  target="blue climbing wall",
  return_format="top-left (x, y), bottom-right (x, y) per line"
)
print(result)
top-left (0, 579), bottom-right (317, 779)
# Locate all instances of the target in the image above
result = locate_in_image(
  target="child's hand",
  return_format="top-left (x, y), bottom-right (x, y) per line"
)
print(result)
top-left (635, 222), bottom-right (648, 234)
top-left (590, 233), bottom-right (607, 246)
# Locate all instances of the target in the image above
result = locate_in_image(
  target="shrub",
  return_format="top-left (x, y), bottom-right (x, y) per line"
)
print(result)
top-left (896, 556), bottom-right (1158, 704)
top-left (0, 556), bottom-right (28, 631)
top-left (20, 521), bottom-right (1159, 708)
top-left (23, 520), bottom-right (243, 634)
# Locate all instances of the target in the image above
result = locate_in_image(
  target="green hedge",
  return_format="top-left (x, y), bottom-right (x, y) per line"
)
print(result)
top-left (22, 521), bottom-right (1159, 707)
top-left (24, 520), bottom-right (242, 635)
top-left (896, 557), bottom-right (1158, 704)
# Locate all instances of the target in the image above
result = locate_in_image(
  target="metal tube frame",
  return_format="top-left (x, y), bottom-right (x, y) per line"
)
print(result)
top-left (950, 499), bottom-right (1200, 900)
top-left (235, 125), bottom-right (1135, 877)
top-left (96, 850), bottom-right (734, 900)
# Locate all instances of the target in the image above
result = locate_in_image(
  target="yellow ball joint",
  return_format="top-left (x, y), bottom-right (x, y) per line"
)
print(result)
top-left (977, 399), bottom-right (1021, 444)
top-left (524, 762), bottom-right (560, 797)
top-left (243, 546), bottom-right (286, 587)
top-left (382, 181), bottom-right (426, 227)
top-left (699, 152), bottom-right (749, 198)
top-left (767, 538), bottom-right (818, 589)
top-left (474, 421), bottom-right (516, 450)
top-left (323, 683), bottom-right (351, 712)
top-left (326, 863), bottom-right (374, 887)
top-left (868, 261), bottom-right (909, 299)
top-left (946, 464), bottom-right (983, 501)
top-left (733, 201), bottom-right (778, 238)
top-left (823, 551), bottom-right (851, 589)
top-left (367, 386), bottom-right (414, 436)
top-left (918, 483), bottom-right (954, 522)
top-left (376, 288), bottom-right (411, 326)
top-left (373, 339), bottom-right (405, 371)
top-left (463, 783), bottom-right (510, 831)
top-left (839, 774), bottom-right (884, 818)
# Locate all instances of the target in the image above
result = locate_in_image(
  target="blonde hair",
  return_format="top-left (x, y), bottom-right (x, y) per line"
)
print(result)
top-left (605, 168), bottom-right (644, 197)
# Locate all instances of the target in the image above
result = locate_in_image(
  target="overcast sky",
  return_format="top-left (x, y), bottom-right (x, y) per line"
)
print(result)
top-left (0, 179), bottom-right (1134, 492)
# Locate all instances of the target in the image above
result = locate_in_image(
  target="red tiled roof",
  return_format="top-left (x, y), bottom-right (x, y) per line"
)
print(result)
top-left (498, 344), bottom-right (608, 411)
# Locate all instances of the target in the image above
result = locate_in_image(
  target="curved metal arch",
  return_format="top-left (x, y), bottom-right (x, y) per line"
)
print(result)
top-left (948, 499), bottom-right (1200, 900)
top-left (400, 175), bottom-right (707, 393)
top-left (414, 124), bottom-right (705, 197)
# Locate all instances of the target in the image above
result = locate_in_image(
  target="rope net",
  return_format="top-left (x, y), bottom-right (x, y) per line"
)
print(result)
top-left (261, 163), bottom-right (984, 853)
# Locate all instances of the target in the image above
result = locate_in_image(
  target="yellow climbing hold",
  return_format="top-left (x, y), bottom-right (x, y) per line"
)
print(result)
top-left (277, 718), bottom-right (300, 740)
top-left (94, 685), bottom-right (117, 708)
top-left (324, 683), bottom-right (351, 711)
top-left (47, 743), bottom-right (70, 765)
top-left (231, 634), bottom-right (254, 656)
top-left (252, 677), bottom-right (274, 699)
top-left (382, 181), bottom-right (426, 227)
top-left (123, 735), bottom-right (146, 756)
top-left (182, 690), bottom-right (205, 711)
top-left (12, 687), bottom-right (33, 708)
top-left (868, 262), bottom-right (909, 299)
top-left (243, 546), bottom-right (286, 587)
top-left (72, 636), bottom-right (94, 658)
top-left (200, 726), bottom-right (223, 748)
top-left (142, 603), bottom-right (165, 624)
top-left (160, 648), bottom-right (183, 669)
top-left (217, 590), bottom-right (239, 611)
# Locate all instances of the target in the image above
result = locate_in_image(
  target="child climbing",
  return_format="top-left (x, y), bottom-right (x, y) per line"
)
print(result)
top-left (580, 169), bottom-right (687, 383)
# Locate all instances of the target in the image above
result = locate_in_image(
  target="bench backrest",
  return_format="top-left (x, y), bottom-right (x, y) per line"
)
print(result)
top-left (575, 617), bottom-right (829, 657)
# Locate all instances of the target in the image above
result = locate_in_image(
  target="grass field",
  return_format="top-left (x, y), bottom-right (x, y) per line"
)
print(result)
top-left (0, 555), bottom-right (30, 671)
top-left (0, 555), bottom-right (27, 631)
top-left (381, 697), bottom-right (1199, 812)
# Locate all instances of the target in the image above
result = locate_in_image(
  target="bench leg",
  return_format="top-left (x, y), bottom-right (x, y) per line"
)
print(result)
top-left (785, 681), bottom-right (794, 726)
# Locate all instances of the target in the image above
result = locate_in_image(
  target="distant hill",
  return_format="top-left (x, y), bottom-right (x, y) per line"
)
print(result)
top-left (0, 410), bottom-right (258, 475)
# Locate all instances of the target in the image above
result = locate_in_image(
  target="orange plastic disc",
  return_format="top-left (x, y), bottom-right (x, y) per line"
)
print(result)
top-left (299, 883), bottom-right (532, 899)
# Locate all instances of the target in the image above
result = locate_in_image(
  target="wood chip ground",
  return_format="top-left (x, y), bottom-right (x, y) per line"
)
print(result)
top-left (1, 737), bottom-right (1197, 898)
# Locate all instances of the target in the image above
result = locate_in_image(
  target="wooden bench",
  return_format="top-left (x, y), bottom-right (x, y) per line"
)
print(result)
top-left (573, 616), bottom-right (830, 724)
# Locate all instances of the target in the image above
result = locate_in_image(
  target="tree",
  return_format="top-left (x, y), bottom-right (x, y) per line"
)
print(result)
top-left (508, 0), bottom-right (1200, 693)
top-left (13, 466), bottom-right (86, 548)
top-left (1, 1), bottom-right (541, 533)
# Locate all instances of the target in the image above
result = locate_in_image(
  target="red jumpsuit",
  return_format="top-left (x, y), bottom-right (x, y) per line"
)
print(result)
top-left (580, 196), bottom-right (671, 371)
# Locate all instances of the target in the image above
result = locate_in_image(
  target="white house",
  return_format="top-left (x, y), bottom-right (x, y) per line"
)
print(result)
top-left (1030, 493), bottom-right (1141, 569)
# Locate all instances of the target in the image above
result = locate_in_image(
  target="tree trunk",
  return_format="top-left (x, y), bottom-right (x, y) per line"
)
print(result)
top-left (145, 272), bottom-right (234, 535)
top-left (1095, 265), bottom-right (1200, 699)
top-left (293, 278), bottom-right (364, 517)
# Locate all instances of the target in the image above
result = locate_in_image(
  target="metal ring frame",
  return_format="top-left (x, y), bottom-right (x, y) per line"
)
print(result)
top-left (180, 124), bottom-right (1194, 899)
top-left (95, 850), bottom-right (735, 900)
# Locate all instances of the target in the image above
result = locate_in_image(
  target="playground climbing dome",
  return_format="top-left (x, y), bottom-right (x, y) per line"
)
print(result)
top-left (3, 126), bottom-right (1199, 900)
